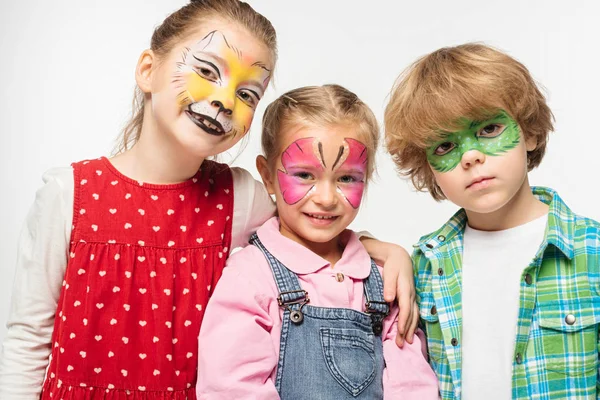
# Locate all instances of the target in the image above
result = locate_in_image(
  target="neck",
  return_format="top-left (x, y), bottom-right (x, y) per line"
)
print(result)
top-left (279, 227), bottom-right (344, 268)
top-left (110, 105), bottom-right (204, 184)
top-left (466, 178), bottom-right (548, 231)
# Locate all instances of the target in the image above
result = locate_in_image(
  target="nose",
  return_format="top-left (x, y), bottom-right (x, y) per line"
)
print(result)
top-left (211, 100), bottom-right (233, 116)
top-left (460, 149), bottom-right (486, 169)
top-left (312, 181), bottom-right (338, 209)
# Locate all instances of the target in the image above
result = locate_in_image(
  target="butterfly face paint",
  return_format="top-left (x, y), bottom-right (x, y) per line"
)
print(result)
top-left (277, 137), bottom-right (367, 208)
top-left (333, 138), bottom-right (367, 208)
top-left (173, 31), bottom-right (271, 138)
top-left (427, 111), bottom-right (521, 173)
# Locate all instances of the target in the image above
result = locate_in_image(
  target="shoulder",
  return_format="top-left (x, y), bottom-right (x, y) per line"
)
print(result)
top-left (224, 245), bottom-right (276, 288)
top-left (42, 166), bottom-right (73, 187)
top-left (573, 214), bottom-right (600, 237)
top-left (230, 167), bottom-right (263, 194)
top-left (39, 166), bottom-right (74, 205)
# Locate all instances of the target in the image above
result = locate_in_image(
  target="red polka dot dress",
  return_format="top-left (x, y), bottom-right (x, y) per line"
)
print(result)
top-left (40, 157), bottom-right (233, 399)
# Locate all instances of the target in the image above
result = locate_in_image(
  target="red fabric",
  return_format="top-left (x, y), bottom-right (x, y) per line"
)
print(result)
top-left (41, 157), bottom-right (233, 399)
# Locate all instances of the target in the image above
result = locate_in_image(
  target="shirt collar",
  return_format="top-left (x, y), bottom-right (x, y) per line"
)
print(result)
top-left (256, 217), bottom-right (372, 278)
top-left (414, 186), bottom-right (575, 259)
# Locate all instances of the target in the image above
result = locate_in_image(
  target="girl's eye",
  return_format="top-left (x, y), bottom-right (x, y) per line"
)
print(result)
top-left (434, 142), bottom-right (455, 156)
top-left (196, 66), bottom-right (218, 81)
top-left (293, 172), bottom-right (314, 180)
top-left (478, 124), bottom-right (506, 138)
top-left (338, 175), bottom-right (359, 184)
top-left (237, 89), bottom-right (259, 108)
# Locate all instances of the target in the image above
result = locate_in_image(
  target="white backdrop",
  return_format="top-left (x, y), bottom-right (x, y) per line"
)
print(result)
top-left (1, 0), bottom-right (599, 342)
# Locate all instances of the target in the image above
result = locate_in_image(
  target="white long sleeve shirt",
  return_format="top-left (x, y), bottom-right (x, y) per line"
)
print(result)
top-left (0, 165), bottom-right (275, 399)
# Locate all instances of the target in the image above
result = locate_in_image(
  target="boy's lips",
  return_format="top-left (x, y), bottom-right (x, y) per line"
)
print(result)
top-left (185, 109), bottom-right (226, 136)
top-left (466, 176), bottom-right (494, 189)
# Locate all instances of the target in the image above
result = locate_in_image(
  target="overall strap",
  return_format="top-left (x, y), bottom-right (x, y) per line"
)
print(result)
top-left (363, 259), bottom-right (390, 335)
top-left (249, 234), bottom-right (308, 305)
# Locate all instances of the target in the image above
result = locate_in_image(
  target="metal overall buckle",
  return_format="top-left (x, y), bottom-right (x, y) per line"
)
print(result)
top-left (278, 290), bottom-right (310, 325)
top-left (365, 300), bottom-right (389, 336)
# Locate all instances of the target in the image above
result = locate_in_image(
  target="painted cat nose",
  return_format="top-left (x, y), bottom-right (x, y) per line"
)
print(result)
top-left (211, 100), bottom-right (233, 116)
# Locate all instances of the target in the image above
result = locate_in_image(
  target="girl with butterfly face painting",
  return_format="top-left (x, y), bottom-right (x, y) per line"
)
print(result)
top-left (197, 85), bottom-right (438, 399)
top-left (0, 1), bottom-right (416, 399)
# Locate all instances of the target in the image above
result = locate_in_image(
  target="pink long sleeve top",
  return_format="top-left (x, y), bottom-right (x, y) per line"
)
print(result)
top-left (197, 217), bottom-right (439, 399)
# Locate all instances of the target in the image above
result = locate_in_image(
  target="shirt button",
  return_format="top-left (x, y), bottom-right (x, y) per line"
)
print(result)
top-left (565, 314), bottom-right (576, 325)
top-left (515, 353), bottom-right (523, 364)
top-left (430, 305), bottom-right (437, 315)
top-left (437, 268), bottom-right (444, 276)
top-left (451, 338), bottom-right (458, 346)
top-left (437, 235), bottom-right (446, 242)
top-left (426, 243), bottom-right (434, 249)
top-left (524, 273), bottom-right (533, 285)
top-left (335, 273), bottom-right (344, 282)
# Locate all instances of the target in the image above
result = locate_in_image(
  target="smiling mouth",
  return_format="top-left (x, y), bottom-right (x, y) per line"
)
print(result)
top-left (185, 109), bottom-right (226, 136)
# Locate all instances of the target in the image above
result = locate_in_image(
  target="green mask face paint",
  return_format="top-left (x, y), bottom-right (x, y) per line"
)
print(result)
top-left (426, 111), bottom-right (521, 173)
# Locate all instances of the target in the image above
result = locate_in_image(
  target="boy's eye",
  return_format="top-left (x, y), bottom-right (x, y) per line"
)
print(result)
top-left (237, 89), bottom-right (260, 108)
top-left (434, 142), bottom-right (456, 156)
top-left (478, 124), bottom-right (506, 138)
top-left (293, 172), bottom-right (314, 180)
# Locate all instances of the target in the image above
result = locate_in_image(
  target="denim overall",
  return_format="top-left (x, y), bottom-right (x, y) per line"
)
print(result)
top-left (251, 234), bottom-right (390, 399)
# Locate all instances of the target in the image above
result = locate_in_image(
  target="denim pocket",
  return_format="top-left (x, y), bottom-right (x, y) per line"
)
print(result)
top-left (320, 327), bottom-right (376, 397)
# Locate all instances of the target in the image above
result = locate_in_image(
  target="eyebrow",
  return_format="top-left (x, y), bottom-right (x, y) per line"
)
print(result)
top-left (252, 61), bottom-right (272, 73)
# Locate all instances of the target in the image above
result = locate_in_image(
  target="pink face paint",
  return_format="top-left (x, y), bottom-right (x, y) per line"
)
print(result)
top-left (334, 138), bottom-right (367, 209)
top-left (277, 138), bottom-right (324, 205)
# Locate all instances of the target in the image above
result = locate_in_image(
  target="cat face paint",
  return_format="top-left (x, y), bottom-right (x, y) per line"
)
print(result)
top-left (427, 111), bottom-right (521, 172)
top-left (277, 137), bottom-right (367, 208)
top-left (173, 31), bottom-right (271, 138)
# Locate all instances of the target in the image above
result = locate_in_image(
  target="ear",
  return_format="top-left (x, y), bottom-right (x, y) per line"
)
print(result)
top-left (135, 49), bottom-right (155, 94)
top-left (524, 134), bottom-right (537, 152)
top-left (256, 155), bottom-right (276, 195)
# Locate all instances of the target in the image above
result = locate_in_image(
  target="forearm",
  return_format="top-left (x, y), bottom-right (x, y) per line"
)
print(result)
top-left (360, 237), bottom-right (410, 265)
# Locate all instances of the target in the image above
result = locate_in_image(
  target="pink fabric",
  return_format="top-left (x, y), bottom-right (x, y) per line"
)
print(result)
top-left (197, 217), bottom-right (439, 399)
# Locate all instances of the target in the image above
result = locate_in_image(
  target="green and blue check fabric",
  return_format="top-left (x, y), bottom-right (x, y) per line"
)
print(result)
top-left (413, 187), bottom-right (600, 399)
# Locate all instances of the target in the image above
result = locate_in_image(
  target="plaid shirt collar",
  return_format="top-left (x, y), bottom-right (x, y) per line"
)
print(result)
top-left (414, 186), bottom-right (575, 260)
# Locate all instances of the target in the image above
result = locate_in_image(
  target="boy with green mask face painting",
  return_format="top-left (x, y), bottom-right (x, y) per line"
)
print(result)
top-left (384, 43), bottom-right (600, 400)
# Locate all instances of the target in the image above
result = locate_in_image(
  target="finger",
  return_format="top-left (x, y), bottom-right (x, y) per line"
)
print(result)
top-left (405, 303), bottom-right (419, 344)
top-left (395, 329), bottom-right (404, 348)
top-left (383, 263), bottom-right (399, 303)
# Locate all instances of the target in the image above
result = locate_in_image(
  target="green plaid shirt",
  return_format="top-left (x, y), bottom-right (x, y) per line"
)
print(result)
top-left (414, 187), bottom-right (600, 399)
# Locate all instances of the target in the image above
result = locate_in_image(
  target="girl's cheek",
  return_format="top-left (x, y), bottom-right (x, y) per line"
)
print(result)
top-left (232, 104), bottom-right (255, 134)
top-left (179, 74), bottom-right (215, 106)
top-left (277, 171), bottom-right (314, 205)
top-left (337, 183), bottom-right (365, 209)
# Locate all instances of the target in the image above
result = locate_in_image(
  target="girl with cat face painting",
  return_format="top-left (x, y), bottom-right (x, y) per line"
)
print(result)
top-left (0, 1), bottom-right (416, 399)
top-left (197, 85), bottom-right (438, 399)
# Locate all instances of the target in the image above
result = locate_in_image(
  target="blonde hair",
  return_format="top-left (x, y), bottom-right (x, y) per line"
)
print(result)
top-left (262, 84), bottom-right (379, 181)
top-left (384, 43), bottom-right (554, 201)
top-left (115, 0), bottom-right (277, 154)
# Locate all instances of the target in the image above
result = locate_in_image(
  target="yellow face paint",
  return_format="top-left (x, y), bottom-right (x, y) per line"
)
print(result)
top-left (173, 31), bottom-right (271, 138)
